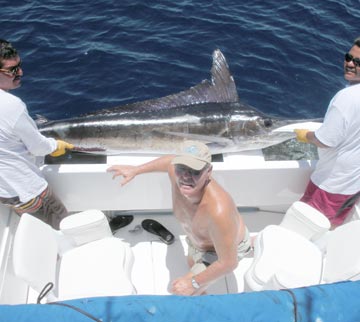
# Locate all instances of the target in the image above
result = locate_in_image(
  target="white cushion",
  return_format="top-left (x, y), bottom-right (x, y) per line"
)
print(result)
top-left (262, 269), bottom-right (316, 290)
top-left (245, 225), bottom-right (322, 291)
top-left (60, 209), bottom-right (112, 246)
top-left (59, 237), bottom-right (136, 300)
top-left (280, 201), bottom-right (330, 240)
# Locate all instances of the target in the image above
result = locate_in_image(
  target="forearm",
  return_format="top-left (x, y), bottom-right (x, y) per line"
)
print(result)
top-left (135, 155), bottom-right (175, 175)
top-left (306, 131), bottom-right (329, 148)
top-left (171, 258), bottom-right (237, 296)
top-left (193, 259), bottom-right (237, 289)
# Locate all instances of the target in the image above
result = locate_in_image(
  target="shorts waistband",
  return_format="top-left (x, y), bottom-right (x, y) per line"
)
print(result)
top-left (13, 188), bottom-right (50, 213)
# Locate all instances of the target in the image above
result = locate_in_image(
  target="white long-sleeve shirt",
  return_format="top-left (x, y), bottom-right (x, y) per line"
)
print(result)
top-left (313, 83), bottom-right (360, 194)
top-left (0, 89), bottom-right (57, 202)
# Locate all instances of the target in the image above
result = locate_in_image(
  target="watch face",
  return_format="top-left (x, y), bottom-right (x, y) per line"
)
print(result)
top-left (192, 277), bottom-right (200, 289)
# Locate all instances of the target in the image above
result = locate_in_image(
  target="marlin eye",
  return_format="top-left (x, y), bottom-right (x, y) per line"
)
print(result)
top-left (263, 118), bottom-right (273, 127)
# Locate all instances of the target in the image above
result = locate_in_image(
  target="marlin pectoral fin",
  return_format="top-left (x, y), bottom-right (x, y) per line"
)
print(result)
top-left (162, 131), bottom-right (233, 145)
top-left (272, 121), bottom-right (322, 133)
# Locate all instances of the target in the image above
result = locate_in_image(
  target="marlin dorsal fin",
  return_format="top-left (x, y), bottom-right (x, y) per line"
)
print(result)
top-left (82, 50), bottom-right (239, 117)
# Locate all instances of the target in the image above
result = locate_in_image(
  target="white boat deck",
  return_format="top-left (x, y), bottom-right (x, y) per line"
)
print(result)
top-left (12, 209), bottom-right (284, 304)
top-left (0, 152), bottom-right (313, 304)
top-left (111, 210), bottom-right (283, 296)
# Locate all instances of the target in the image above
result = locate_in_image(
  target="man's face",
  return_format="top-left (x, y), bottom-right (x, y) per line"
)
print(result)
top-left (344, 45), bottom-right (360, 84)
top-left (174, 164), bottom-right (211, 198)
top-left (0, 55), bottom-right (22, 91)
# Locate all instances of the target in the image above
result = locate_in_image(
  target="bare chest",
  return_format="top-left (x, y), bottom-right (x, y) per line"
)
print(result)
top-left (173, 196), bottom-right (212, 249)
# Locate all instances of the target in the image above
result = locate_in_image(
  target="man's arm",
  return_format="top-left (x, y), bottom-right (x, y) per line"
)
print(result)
top-left (171, 200), bottom-right (240, 295)
top-left (107, 155), bottom-right (174, 186)
top-left (294, 129), bottom-right (330, 148)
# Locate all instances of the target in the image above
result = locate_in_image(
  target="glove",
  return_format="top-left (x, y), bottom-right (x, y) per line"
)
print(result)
top-left (294, 129), bottom-right (309, 143)
top-left (50, 140), bottom-right (74, 157)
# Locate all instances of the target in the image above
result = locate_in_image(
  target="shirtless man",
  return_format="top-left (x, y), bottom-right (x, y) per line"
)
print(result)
top-left (107, 140), bottom-right (251, 296)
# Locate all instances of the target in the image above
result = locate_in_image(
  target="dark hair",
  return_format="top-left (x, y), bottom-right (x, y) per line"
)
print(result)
top-left (354, 37), bottom-right (360, 47)
top-left (0, 39), bottom-right (18, 68)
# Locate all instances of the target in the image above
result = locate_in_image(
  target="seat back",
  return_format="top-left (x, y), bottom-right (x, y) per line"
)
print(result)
top-left (12, 214), bottom-right (58, 297)
top-left (280, 201), bottom-right (330, 240)
top-left (323, 220), bottom-right (360, 283)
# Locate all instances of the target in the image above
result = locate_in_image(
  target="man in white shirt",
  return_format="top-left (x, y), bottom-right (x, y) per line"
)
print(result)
top-left (0, 39), bottom-right (73, 229)
top-left (295, 37), bottom-right (360, 227)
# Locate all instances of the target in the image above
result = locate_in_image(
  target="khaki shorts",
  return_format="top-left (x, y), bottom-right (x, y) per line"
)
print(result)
top-left (186, 227), bottom-right (252, 274)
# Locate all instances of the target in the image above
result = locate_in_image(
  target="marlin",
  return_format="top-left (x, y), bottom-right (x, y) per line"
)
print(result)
top-left (39, 50), bottom-right (321, 155)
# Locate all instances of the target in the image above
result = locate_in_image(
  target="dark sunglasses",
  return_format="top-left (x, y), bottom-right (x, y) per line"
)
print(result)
top-left (0, 60), bottom-right (22, 76)
top-left (344, 53), bottom-right (360, 67)
top-left (175, 164), bottom-right (207, 177)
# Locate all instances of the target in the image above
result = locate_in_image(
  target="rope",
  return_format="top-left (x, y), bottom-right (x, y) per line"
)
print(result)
top-left (281, 288), bottom-right (298, 322)
top-left (37, 283), bottom-right (102, 322)
top-left (335, 191), bottom-right (360, 218)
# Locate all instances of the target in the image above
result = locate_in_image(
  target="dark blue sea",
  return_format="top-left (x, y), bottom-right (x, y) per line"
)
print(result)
top-left (2, 1), bottom-right (359, 121)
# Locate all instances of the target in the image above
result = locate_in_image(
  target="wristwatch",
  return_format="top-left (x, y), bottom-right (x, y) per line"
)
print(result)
top-left (191, 276), bottom-right (200, 289)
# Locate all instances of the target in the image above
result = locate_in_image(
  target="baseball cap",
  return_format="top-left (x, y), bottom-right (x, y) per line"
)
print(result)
top-left (171, 140), bottom-right (211, 170)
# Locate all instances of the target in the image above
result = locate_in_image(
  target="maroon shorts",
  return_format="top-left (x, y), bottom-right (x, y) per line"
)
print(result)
top-left (300, 180), bottom-right (358, 226)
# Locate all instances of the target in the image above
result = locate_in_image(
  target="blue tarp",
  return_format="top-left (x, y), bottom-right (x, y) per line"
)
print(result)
top-left (1, 281), bottom-right (360, 322)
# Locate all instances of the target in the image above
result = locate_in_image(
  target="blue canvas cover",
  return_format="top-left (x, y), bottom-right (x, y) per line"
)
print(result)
top-left (0, 281), bottom-right (359, 322)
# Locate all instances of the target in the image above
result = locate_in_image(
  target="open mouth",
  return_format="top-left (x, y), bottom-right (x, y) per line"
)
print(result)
top-left (179, 181), bottom-right (194, 188)
top-left (345, 67), bottom-right (356, 74)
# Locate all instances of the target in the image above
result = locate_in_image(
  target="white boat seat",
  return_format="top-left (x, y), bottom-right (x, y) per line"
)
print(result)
top-left (59, 237), bottom-right (135, 300)
top-left (12, 213), bottom-right (136, 302)
top-left (245, 225), bottom-right (322, 291)
top-left (245, 220), bottom-right (360, 291)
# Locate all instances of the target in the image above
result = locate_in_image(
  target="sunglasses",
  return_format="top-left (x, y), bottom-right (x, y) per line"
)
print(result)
top-left (344, 53), bottom-right (360, 67)
top-left (0, 61), bottom-right (22, 76)
top-left (175, 164), bottom-right (207, 178)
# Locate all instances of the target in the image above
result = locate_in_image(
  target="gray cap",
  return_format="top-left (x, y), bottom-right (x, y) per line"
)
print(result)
top-left (172, 140), bottom-right (211, 170)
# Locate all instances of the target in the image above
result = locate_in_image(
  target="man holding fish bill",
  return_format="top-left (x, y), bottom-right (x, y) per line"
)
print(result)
top-left (108, 140), bottom-right (251, 296)
top-left (0, 39), bottom-right (74, 229)
top-left (294, 37), bottom-right (360, 227)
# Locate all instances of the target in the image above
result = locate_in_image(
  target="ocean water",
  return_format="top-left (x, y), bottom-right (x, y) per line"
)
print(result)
top-left (2, 0), bottom-right (359, 121)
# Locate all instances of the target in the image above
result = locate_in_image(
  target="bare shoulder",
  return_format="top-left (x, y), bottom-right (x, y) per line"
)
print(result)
top-left (204, 179), bottom-right (238, 219)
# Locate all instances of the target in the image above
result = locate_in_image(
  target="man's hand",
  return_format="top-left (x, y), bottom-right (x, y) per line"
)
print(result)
top-left (50, 140), bottom-right (74, 157)
top-left (171, 273), bottom-right (198, 296)
top-left (294, 129), bottom-right (309, 143)
top-left (107, 165), bottom-right (137, 186)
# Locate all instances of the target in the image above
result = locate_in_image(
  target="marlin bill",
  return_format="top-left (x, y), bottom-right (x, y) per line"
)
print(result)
top-left (38, 50), bottom-right (321, 155)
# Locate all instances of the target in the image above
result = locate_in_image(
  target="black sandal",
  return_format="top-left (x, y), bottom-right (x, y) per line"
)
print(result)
top-left (141, 219), bottom-right (175, 245)
top-left (109, 215), bottom-right (134, 234)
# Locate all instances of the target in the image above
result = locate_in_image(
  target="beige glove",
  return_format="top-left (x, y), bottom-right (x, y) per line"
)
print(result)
top-left (294, 129), bottom-right (309, 143)
top-left (50, 140), bottom-right (74, 157)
